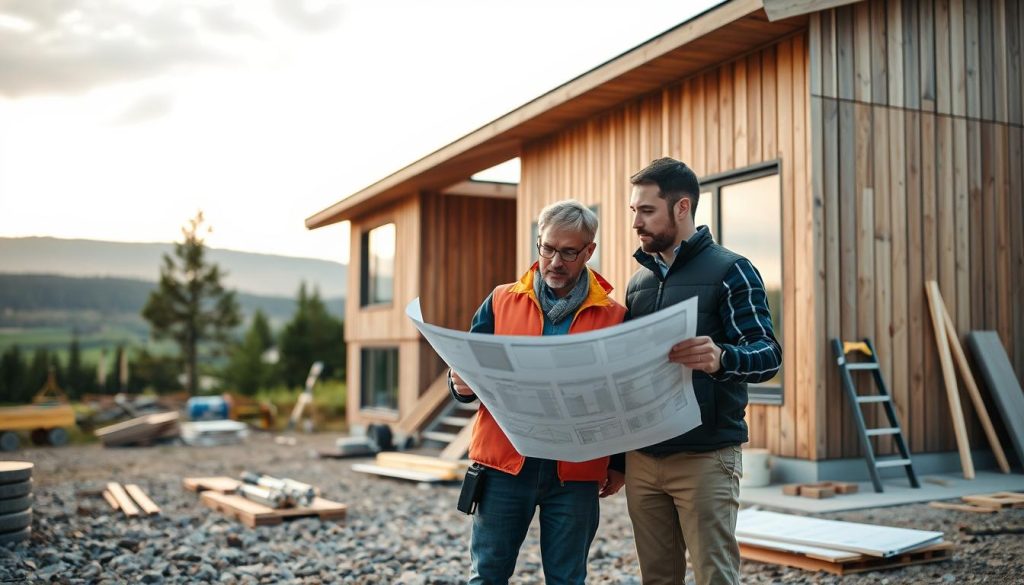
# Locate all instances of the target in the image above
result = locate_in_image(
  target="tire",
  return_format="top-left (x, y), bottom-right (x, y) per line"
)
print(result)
top-left (0, 462), bottom-right (32, 485)
top-left (0, 509), bottom-right (31, 533)
top-left (0, 481), bottom-right (31, 500)
top-left (0, 496), bottom-right (31, 515)
top-left (47, 428), bottom-right (68, 447)
top-left (0, 527), bottom-right (30, 545)
top-left (0, 432), bottom-right (19, 452)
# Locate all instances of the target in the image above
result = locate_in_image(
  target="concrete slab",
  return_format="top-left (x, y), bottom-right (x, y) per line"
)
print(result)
top-left (740, 471), bottom-right (1024, 513)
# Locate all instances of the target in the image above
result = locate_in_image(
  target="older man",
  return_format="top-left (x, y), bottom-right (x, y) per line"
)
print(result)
top-left (449, 200), bottom-right (626, 585)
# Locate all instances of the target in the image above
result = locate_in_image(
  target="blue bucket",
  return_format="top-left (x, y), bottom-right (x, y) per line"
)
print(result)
top-left (187, 395), bottom-right (229, 421)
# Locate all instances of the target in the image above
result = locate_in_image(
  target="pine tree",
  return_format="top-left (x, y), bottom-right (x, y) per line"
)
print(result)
top-left (223, 310), bottom-right (275, 395)
top-left (27, 348), bottom-right (50, 403)
top-left (0, 346), bottom-right (26, 403)
top-left (142, 212), bottom-right (241, 394)
top-left (67, 334), bottom-right (83, 399)
top-left (278, 284), bottom-right (345, 388)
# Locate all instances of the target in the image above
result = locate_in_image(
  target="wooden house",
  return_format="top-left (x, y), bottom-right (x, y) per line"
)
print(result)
top-left (307, 0), bottom-right (1023, 481)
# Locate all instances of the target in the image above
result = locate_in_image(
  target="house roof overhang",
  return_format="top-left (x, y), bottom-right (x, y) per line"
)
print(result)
top-left (305, 0), bottom-right (808, 229)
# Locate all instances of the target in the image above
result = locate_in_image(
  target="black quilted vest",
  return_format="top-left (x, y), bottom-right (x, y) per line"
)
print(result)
top-left (625, 226), bottom-right (749, 454)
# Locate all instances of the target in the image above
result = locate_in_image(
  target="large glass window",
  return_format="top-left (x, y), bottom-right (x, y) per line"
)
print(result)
top-left (699, 163), bottom-right (783, 404)
top-left (360, 347), bottom-right (399, 411)
top-left (361, 223), bottom-right (395, 306)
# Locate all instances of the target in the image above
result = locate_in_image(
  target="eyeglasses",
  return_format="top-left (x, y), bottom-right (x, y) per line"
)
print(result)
top-left (536, 239), bottom-right (590, 262)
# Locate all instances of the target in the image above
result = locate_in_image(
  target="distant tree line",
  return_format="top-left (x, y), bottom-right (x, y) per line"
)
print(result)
top-left (1, 212), bottom-right (346, 403)
top-left (0, 284), bottom-right (345, 403)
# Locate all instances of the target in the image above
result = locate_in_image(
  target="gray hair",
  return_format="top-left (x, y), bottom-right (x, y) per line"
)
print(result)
top-left (537, 200), bottom-right (598, 242)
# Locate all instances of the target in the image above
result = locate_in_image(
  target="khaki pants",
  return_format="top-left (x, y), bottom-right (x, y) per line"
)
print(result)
top-left (625, 446), bottom-right (742, 585)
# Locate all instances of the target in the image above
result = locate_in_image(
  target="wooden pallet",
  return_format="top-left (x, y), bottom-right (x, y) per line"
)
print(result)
top-left (740, 541), bottom-right (954, 576)
top-left (199, 491), bottom-right (346, 528)
top-left (961, 492), bottom-right (1024, 509)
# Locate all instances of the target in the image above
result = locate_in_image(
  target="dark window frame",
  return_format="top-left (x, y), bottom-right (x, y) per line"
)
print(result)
top-left (700, 161), bottom-right (784, 406)
top-left (360, 346), bottom-right (399, 413)
top-left (360, 222), bottom-right (396, 308)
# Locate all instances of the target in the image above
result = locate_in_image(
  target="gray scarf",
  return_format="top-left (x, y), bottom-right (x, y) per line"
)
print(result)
top-left (534, 267), bottom-right (591, 325)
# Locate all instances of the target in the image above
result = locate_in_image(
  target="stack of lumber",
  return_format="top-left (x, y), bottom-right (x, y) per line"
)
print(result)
top-left (782, 481), bottom-right (859, 498)
top-left (0, 462), bottom-right (33, 544)
top-left (929, 491), bottom-right (1024, 513)
top-left (736, 509), bottom-right (953, 575)
top-left (352, 452), bottom-right (469, 483)
top-left (183, 476), bottom-right (346, 528)
top-left (95, 411), bottom-right (180, 447)
top-left (101, 482), bottom-right (161, 518)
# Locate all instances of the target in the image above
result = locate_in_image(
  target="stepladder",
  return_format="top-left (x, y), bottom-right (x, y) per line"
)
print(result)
top-left (831, 338), bottom-right (920, 493)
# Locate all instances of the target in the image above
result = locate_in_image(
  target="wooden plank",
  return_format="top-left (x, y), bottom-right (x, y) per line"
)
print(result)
top-left (906, 111), bottom-right (926, 452)
top-left (940, 298), bottom-right (1011, 473)
top-left (872, 102), bottom-right (893, 454)
top-left (854, 2), bottom-right (872, 102)
top-left (124, 484), bottom-right (161, 516)
top-left (961, 492), bottom-right (1024, 509)
top-left (351, 463), bottom-right (451, 483)
top-left (836, 4), bottom-right (856, 101)
top-left (888, 107), bottom-right (910, 450)
top-left (903, 0), bottom-right (921, 110)
top-left (949, 0), bottom-right (967, 117)
top-left (182, 476), bottom-right (241, 494)
top-left (106, 482), bottom-right (140, 518)
top-left (839, 99), bottom-right (859, 457)
top-left (855, 103), bottom-right (876, 445)
top-left (964, 0), bottom-right (981, 119)
top-left (919, 0), bottom-right (937, 111)
top-left (778, 37), bottom-right (796, 458)
top-left (870, 0), bottom-right (889, 105)
top-left (737, 536), bottom-right (863, 562)
top-left (740, 541), bottom-right (954, 576)
top-left (924, 281), bottom-right (974, 478)
top-left (762, 0), bottom-right (863, 22)
top-left (921, 108), bottom-right (940, 452)
top-left (374, 452), bottom-right (467, 478)
top-left (966, 331), bottom-right (1024, 472)
top-left (887, 0), bottom-right (905, 108)
top-left (935, 0), bottom-right (952, 115)
top-left (953, 117), bottom-right (970, 335)
top-left (928, 501), bottom-right (998, 513)
top-left (102, 490), bottom-right (119, 511)
top-left (822, 95), bottom-right (847, 464)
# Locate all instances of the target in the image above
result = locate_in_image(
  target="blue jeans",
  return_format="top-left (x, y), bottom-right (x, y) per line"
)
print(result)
top-left (469, 458), bottom-right (600, 585)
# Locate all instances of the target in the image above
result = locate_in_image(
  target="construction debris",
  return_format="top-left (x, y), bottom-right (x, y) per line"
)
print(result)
top-left (101, 482), bottom-right (161, 518)
top-left (736, 509), bottom-right (952, 575)
top-left (183, 474), bottom-right (346, 528)
top-left (94, 411), bottom-right (180, 447)
top-left (352, 451), bottom-right (470, 483)
top-left (239, 471), bottom-right (317, 507)
top-left (782, 481), bottom-right (859, 498)
top-left (179, 420), bottom-right (248, 446)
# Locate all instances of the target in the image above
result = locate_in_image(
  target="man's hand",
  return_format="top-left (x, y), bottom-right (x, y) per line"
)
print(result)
top-left (450, 369), bottom-right (475, 397)
top-left (668, 336), bottom-right (724, 374)
top-left (599, 469), bottom-right (625, 498)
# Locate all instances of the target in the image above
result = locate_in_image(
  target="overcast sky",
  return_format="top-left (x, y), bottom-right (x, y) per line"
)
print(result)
top-left (0, 0), bottom-right (719, 264)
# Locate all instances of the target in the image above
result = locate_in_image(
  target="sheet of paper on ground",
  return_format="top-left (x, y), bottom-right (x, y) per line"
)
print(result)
top-left (406, 296), bottom-right (700, 462)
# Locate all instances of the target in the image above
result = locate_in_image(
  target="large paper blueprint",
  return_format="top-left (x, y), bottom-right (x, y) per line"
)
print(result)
top-left (406, 296), bottom-right (700, 462)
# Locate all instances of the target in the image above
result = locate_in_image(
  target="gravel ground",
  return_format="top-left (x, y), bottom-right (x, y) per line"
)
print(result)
top-left (2, 432), bottom-right (1022, 584)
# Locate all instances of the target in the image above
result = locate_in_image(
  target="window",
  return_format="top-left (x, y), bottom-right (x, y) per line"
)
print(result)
top-left (361, 223), bottom-right (395, 306)
top-left (360, 347), bottom-right (399, 411)
top-left (698, 162), bottom-right (783, 405)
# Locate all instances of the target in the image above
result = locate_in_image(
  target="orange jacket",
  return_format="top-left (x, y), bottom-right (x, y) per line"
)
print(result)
top-left (468, 264), bottom-right (627, 481)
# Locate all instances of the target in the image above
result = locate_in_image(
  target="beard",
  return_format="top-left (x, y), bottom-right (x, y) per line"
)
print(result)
top-left (543, 268), bottom-right (573, 291)
top-left (637, 214), bottom-right (679, 254)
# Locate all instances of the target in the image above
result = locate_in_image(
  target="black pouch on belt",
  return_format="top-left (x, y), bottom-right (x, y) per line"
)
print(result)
top-left (457, 463), bottom-right (486, 515)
